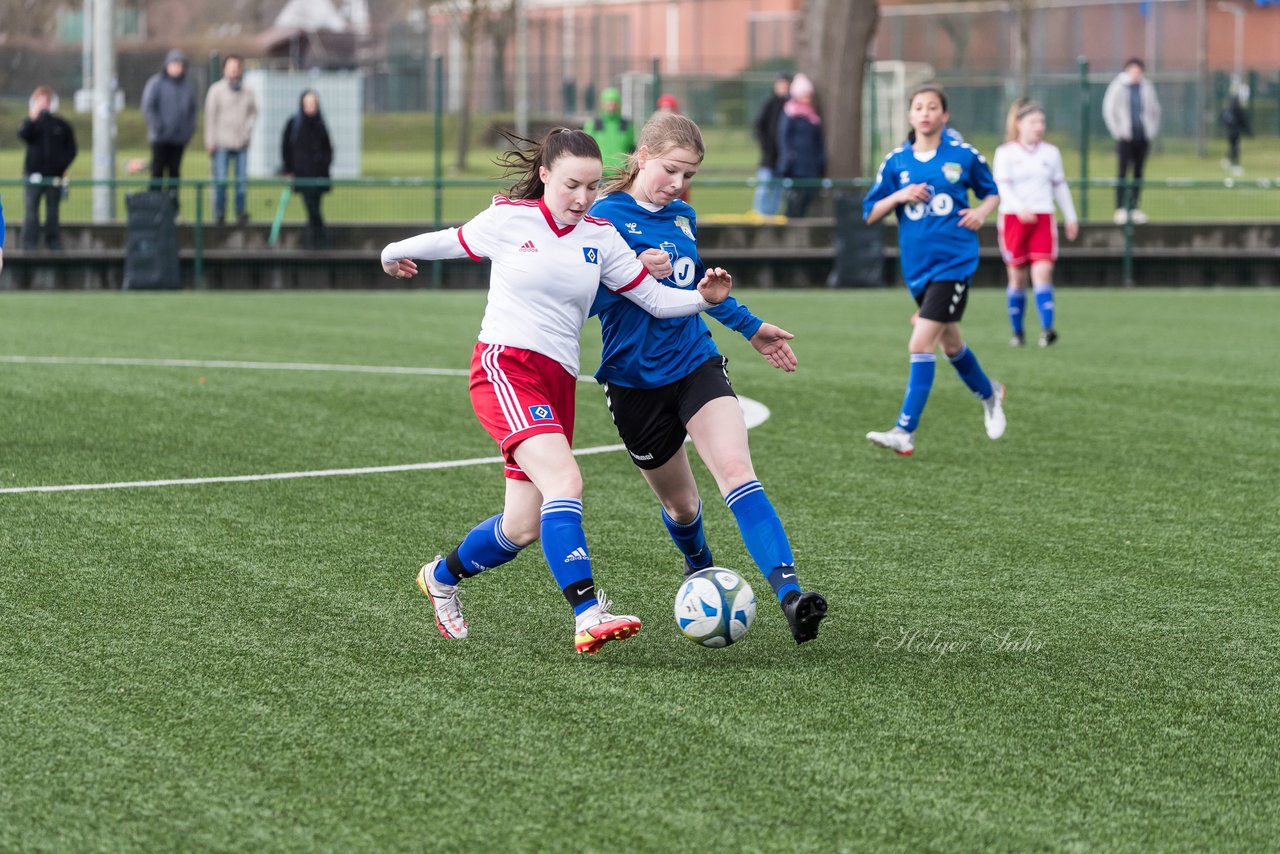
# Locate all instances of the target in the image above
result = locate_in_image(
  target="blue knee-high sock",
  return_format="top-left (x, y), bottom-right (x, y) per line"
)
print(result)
top-left (1007, 287), bottom-right (1027, 335)
top-left (949, 345), bottom-right (994, 400)
top-left (1034, 283), bottom-right (1055, 330)
top-left (896, 353), bottom-right (936, 432)
top-left (724, 480), bottom-right (799, 602)
top-left (661, 503), bottom-right (713, 571)
top-left (539, 498), bottom-right (597, 615)
top-left (437, 513), bottom-right (524, 586)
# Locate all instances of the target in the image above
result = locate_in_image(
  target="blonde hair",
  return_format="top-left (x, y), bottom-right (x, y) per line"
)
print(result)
top-left (601, 112), bottom-right (705, 196)
top-left (1005, 98), bottom-right (1045, 142)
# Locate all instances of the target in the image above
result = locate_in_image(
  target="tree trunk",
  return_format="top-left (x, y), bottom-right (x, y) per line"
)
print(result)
top-left (1015, 0), bottom-right (1033, 99)
top-left (799, 0), bottom-right (881, 179)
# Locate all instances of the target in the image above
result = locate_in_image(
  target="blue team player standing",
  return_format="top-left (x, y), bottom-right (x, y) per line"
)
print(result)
top-left (862, 85), bottom-right (1006, 457)
top-left (589, 112), bottom-right (828, 643)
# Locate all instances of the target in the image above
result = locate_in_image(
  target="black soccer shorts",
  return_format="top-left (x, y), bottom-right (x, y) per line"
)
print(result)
top-left (601, 355), bottom-right (736, 470)
top-left (915, 278), bottom-right (971, 323)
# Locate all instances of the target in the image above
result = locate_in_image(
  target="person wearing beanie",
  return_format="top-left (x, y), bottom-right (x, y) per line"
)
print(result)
top-left (656, 93), bottom-right (679, 113)
top-left (752, 72), bottom-right (792, 216)
top-left (585, 86), bottom-right (635, 176)
top-left (141, 49), bottom-right (199, 215)
top-left (775, 72), bottom-right (826, 218)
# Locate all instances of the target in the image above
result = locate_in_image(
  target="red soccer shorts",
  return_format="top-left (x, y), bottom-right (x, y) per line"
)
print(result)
top-left (469, 342), bottom-right (577, 480)
top-left (999, 213), bottom-right (1058, 267)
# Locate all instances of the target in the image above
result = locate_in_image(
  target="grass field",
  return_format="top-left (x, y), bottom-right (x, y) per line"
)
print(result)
top-left (1, 288), bottom-right (1277, 851)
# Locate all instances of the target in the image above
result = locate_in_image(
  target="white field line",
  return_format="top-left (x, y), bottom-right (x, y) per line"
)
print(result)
top-left (0, 356), bottom-right (770, 495)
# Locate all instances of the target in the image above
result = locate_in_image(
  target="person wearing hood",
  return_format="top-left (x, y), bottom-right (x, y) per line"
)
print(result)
top-left (18, 85), bottom-right (77, 251)
top-left (776, 73), bottom-right (826, 218)
top-left (141, 49), bottom-right (199, 214)
top-left (281, 90), bottom-right (334, 249)
top-left (751, 72), bottom-right (791, 217)
top-left (204, 54), bottom-right (257, 226)
top-left (584, 86), bottom-right (635, 177)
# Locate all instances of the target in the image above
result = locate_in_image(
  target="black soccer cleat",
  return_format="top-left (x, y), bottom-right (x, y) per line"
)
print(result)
top-left (1039, 329), bottom-right (1059, 348)
top-left (1010, 332), bottom-right (1026, 347)
top-left (782, 590), bottom-right (828, 644)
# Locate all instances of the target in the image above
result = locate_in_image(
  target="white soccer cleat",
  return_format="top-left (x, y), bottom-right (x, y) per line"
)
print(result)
top-left (416, 556), bottom-right (468, 639)
top-left (983, 382), bottom-right (1007, 440)
top-left (573, 589), bottom-right (641, 655)
top-left (1113, 209), bottom-right (1128, 225)
top-left (866, 427), bottom-right (915, 456)
top-left (1130, 209), bottom-right (1149, 225)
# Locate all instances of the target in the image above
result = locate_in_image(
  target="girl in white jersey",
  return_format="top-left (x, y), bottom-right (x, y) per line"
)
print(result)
top-left (993, 100), bottom-right (1078, 347)
top-left (380, 128), bottom-right (732, 654)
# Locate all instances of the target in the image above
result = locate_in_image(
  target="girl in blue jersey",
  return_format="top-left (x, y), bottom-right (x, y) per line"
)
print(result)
top-left (589, 112), bottom-right (828, 644)
top-left (862, 85), bottom-right (1007, 457)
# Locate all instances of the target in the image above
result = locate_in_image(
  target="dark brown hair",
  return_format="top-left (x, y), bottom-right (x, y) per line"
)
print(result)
top-left (496, 127), bottom-right (602, 200)
top-left (906, 85), bottom-right (949, 143)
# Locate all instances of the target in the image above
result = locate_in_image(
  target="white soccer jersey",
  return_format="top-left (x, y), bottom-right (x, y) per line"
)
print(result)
top-left (993, 141), bottom-right (1077, 222)
top-left (382, 196), bottom-right (711, 375)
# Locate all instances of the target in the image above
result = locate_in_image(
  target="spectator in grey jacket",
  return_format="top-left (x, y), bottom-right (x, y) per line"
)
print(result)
top-left (204, 54), bottom-right (257, 225)
top-left (1102, 58), bottom-right (1161, 224)
top-left (141, 49), bottom-right (198, 214)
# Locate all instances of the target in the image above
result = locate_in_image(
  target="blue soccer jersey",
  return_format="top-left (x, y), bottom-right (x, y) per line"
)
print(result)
top-left (862, 139), bottom-right (999, 297)
top-left (589, 193), bottom-right (762, 389)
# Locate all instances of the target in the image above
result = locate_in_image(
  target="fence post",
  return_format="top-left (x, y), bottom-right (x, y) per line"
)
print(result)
top-left (651, 56), bottom-right (661, 112)
top-left (1121, 180), bottom-right (1134, 287)
top-left (868, 57), bottom-right (878, 170)
top-left (194, 180), bottom-right (204, 288)
top-left (1078, 56), bottom-right (1089, 222)
top-left (432, 54), bottom-right (444, 290)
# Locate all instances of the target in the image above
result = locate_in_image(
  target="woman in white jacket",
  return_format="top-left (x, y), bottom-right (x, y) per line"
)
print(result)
top-left (1102, 58), bottom-right (1161, 225)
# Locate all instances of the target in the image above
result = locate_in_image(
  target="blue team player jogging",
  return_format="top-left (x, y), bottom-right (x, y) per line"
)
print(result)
top-left (862, 85), bottom-right (1007, 457)
top-left (589, 112), bottom-right (828, 644)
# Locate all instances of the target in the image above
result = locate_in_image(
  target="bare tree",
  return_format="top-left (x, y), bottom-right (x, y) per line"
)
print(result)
top-left (1014, 0), bottom-right (1032, 98)
top-left (798, 0), bottom-right (880, 179)
top-left (0, 0), bottom-right (61, 40)
top-left (444, 0), bottom-right (487, 170)
top-left (485, 0), bottom-right (518, 112)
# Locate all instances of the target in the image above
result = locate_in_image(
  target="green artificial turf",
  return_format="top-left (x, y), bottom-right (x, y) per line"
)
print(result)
top-left (1, 289), bottom-right (1277, 852)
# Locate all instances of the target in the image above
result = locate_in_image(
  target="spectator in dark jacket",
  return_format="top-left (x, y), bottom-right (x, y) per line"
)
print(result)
top-left (1220, 90), bottom-right (1252, 174)
top-left (282, 90), bottom-right (334, 249)
top-left (776, 73), bottom-right (826, 219)
top-left (18, 86), bottom-right (77, 251)
top-left (141, 49), bottom-right (198, 214)
top-left (752, 72), bottom-right (791, 217)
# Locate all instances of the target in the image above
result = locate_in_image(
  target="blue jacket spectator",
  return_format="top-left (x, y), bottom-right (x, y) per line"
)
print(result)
top-left (776, 73), bottom-right (826, 218)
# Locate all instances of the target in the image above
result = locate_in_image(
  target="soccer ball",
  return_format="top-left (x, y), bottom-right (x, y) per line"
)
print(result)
top-left (674, 567), bottom-right (756, 648)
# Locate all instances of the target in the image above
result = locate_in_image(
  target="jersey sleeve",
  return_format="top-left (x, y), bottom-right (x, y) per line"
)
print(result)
top-left (992, 146), bottom-right (1024, 212)
top-left (968, 149), bottom-right (999, 200)
top-left (598, 225), bottom-right (649, 294)
top-left (0, 195), bottom-right (5, 249)
top-left (707, 297), bottom-right (763, 340)
top-left (862, 153), bottom-right (901, 220)
top-left (1050, 148), bottom-right (1078, 223)
top-left (380, 202), bottom-right (502, 264)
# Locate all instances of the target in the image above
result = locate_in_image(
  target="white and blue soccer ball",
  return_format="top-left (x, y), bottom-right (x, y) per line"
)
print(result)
top-left (674, 567), bottom-right (756, 648)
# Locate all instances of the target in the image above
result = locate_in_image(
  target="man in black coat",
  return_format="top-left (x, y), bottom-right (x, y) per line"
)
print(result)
top-left (18, 86), bottom-right (78, 251)
top-left (751, 73), bottom-right (791, 217)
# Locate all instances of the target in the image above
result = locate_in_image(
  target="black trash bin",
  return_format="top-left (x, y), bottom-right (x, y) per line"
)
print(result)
top-left (827, 191), bottom-right (885, 288)
top-left (123, 192), bottom-right (180, 290)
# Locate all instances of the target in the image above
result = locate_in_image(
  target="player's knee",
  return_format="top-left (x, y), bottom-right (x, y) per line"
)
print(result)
top-left (662, 495), bottom-right (702, 525)
top-left (718, 463), bottom-right (759, 495)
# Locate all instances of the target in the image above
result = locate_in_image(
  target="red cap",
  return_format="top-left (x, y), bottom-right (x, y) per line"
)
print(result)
top-left (656, 93), bottom-right (679, 111)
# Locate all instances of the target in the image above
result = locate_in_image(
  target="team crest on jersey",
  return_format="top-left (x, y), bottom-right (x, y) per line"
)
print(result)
top-left (942, 163), bottom-right (962, 183)
top-left (582, 247), bottom-right (599, 264)
top-left (528, 404), bottom-right (555, 422)
top-left (674, 216), bottom-right (694, 240)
